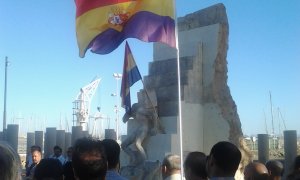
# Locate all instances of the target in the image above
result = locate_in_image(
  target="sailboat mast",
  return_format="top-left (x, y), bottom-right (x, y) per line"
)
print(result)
top-left (278, 108), bottom-right (287, 130)
top-left (263, 110), bottom-right (269, 134)
top-left (269, 91), bottom-right (275, 136)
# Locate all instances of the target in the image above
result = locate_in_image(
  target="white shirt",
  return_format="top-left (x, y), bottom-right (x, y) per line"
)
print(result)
top-left (165, 173), bottom-right (184, 180)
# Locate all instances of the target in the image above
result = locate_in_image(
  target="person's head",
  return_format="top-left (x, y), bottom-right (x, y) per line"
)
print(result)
top-left (32, 149), bottom-right (42, 164)
top-left (31, 145), bottom-right (41, 153)
top-left (244, 162), bottom-right (269, 180)
top-left (206, 141), bottom-right (241, 178)
top-left (53, 146), bottom-right (62, 157)
top-left (72, 137), bottom-right (107, 180)
top-left (184, 151), bottom-right (207, 180)
top-left (66, 147), bottom-right (73, 160)
top-left (102, 139), bottom-right (121, 170)
top-left (33, 158), bottom-right (63, 180)
top-left (0, 141), bottom-right (22, 180)
top-left (265, 160), bottom-right (284, 179)
top-left (161, 154), bottom-right (181, 179)
top-left (63, 161), bottom-right (76, 180)
top-left (287, 169), bottom-right (300, 180)
top-left (292, 155), bottom-right (300, 171)
top-left (287, 156), bottom-right (300, 180)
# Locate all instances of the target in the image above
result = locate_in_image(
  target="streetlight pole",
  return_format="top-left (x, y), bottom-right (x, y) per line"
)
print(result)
top-left (3, 57), bottom-right (8, 133)
top-left (112, 73), bottom-right (122, 141)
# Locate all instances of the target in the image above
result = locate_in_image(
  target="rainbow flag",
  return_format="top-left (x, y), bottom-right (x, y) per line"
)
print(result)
top-left (120, 41), bottom-right (142, 113)
top-left (75, 0), bottom-right (176, 57)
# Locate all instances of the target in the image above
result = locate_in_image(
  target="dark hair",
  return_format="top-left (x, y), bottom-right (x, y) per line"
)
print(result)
top-left (53, 145), bottom-right (62, 152)
top-left (34, 158), bottom-right (63, 180)
top-left (287, 156), bottom-right (300, 180)
top-left (63, 161), bottom-right (75, 180)
top-left (184, 151), bottom-right (207, 178)
top-left (102, 139), bottom-right (120, 169)
top-left (266, 160), bottom-right (284, 176)
top-left (67, 147), bottom-right (73, 152)
top-left (293, 155), bottom-right (300, 171)
top-left (209, 141), bottom-right (241, 174)
top-left (32, 147), bottom-right (42, 154)
top-left (287, 169), bottom-right (300, 180)
top-left (0, 141), bottom-right (22, 180)
top-left (72, 137), bottom-right (107, 180)
top-left (31, 145), bottom-right (41, 152)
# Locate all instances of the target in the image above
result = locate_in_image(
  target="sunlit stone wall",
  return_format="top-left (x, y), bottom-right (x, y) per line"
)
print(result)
top-left (144, 3), bottom-right (251, 170)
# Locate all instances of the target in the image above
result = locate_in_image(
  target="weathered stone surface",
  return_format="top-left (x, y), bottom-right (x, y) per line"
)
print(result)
top-left (178, 3), bottom-right (228, 31)
top-left (145, 56), bottom-right (195, 91)
top-left (148, 57), bottom-right (194, 75)
top-left (122, 3), bottom-right (252, 179)
top-left (144, 71), bottom-right (188, 88)
top-left (155, 85), bottom-right (181, 102)
top-left (175, 5), bottom-right (252, 171)
top-left (157, 101), bottom-right (179, 117)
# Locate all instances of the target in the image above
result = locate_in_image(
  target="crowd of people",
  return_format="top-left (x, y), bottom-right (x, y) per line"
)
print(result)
top-left (1, 139), bottom-right (300, 180)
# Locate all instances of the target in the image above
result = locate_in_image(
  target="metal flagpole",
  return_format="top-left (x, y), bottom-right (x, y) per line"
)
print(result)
top-left (173, 0), bottom-right (184, 179)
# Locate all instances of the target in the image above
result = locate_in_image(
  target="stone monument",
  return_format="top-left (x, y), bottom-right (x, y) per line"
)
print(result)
top-left (121, 3), bottom-right (251, 179)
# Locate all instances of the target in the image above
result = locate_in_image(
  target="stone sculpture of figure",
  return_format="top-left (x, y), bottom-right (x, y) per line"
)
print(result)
top-left (121, 89), bottom-right (163, 167)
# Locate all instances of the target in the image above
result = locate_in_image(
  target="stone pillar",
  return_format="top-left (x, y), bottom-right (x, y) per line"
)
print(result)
top-left (65, 132), bottom-right (72, 149)
top-left (56, 130), bottom-right (66, 153)
top-left (284, 130), bottom-right (297, 174)
top-left (82, 130), bottom-right (89, 137)
top-left (44, 127), bottom-right (57, 158)
top-left (6, 124), bottom-right (19, 152)
top-left (105, 129), bottom-right (116, 140)
top-left (26, 132), bottom-right (35, 159)
top-left (0, 131), bottom-right (4, 140)
top-left (35, 131), bottom-right (44, 153)
top-left (72, 126), bottom-right (83, 146)
top-left (257, 134), bottom-right (269, 164)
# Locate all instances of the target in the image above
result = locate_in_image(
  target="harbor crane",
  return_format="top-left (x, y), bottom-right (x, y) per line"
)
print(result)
top-left (72, 78), bottom-right (101, 131)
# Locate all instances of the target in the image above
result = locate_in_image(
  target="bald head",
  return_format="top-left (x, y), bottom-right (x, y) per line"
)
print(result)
top-left (161, 154), bottom-right (181, 179)
top-left (244, 162), bottom-right (269, 180)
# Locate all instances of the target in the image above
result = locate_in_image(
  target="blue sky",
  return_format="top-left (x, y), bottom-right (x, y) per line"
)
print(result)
top-left (0, 1), bottom-right (299, 136)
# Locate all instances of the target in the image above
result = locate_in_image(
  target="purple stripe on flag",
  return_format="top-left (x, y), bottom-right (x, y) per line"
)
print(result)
top-left (120, 42), bottom-right (142, 114)
top-left (89, 11), bottom-right (175, 54)
top-left (123, 93), bottom-right (131, 113)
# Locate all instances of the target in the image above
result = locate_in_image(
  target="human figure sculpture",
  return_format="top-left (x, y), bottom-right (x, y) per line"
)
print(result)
top-left (121, 89), bottom-right (163, 167)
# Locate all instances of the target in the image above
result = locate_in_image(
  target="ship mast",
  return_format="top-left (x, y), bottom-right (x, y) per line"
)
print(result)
top-left (269, 91), bottom-right (276, 149)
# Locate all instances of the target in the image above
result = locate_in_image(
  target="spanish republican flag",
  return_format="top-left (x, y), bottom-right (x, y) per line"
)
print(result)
top-left (120, 41), bottom-right (142, 114)
top-left (75, 0), bottom-right (176, 57)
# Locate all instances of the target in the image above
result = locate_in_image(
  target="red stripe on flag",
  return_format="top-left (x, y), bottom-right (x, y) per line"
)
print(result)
top-left (76, 0), bottom-right (135, 17)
